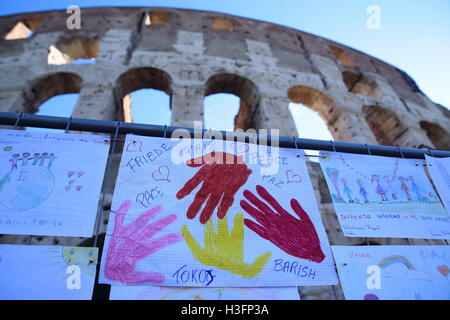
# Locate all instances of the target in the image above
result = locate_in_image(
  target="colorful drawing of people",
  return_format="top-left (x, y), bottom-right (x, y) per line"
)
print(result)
top-left (31, 153), bottom-right (41, 165)
top-left (340, 178), bottom-right (353, 203)
top-left (398, 176), bottom-right (412, 201)
top-left (408, 176), bottom-right (423, 201)
top-left (47, 153), bottom-right (56, 169)
top-left (372, 175), bottom-right (388, 201)
top-left (383, 175), bottom-right (397, 201)
top-left (17, 152), bottom-right (31, 181)
top-left (9, 154), bottom-right (20, 171)
top-left (357, 179), bottom-right (369, 203)
top-left (39, 152), bottom-right (49, 167)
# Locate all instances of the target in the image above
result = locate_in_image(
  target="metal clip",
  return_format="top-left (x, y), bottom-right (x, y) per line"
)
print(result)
top-left (13, 113), bottom-right (23, 129)
top-left (365, 143), bottom-right (372, 156)
top-left (64, 116), bottom-right (73, 133)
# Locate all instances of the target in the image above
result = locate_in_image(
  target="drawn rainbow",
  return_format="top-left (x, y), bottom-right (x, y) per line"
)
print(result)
top-left (378, 255), bottom-right (415, 270)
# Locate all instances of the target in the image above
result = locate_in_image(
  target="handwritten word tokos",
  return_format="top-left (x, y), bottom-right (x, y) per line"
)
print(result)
top-left (172, 264), bottom-right (216, 286)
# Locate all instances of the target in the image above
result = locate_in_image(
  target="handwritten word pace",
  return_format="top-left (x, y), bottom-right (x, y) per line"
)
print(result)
top-left (136, 187), bottom-right (164, 208)
top-left (126, 143), bottom-right (171, 173)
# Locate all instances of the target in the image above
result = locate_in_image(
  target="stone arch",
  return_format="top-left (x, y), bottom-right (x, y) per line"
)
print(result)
top-left (342, 71), bottom-right (382, 99)
top-left (115, 67), bottom-right (172, 122)
top-left (420, 121), bottom-right (450, 150)
top-left (363, 105), bottom-right (408, 146)
top-left (204, 73), bottom-right (260, 131)
top-left (48, 35), bottom-right (99, 65)
top-left (287, 85), bottom-right (340, 136)
top-left (22, 72), bottom-right (82, 114)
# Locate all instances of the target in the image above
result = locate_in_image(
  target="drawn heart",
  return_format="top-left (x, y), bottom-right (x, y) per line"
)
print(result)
top-left (68, 179), bottom-right (75, 185)
top-left (64, 186), bottom-right (71, 192)
top-left (152, 165), bottom-right (171, 182)
top-left (68, 171), bottom-right (75, 178)
top-left (238, 144), bottom-right (250, 153)
top-left (75, 185), bottom-right (83, 191)
top-left (286, 170), bottom-right (302, 184)
top-left (77, 171), bottom-right (84, 178)
top-left (126, 140), bottom-right (143, 153)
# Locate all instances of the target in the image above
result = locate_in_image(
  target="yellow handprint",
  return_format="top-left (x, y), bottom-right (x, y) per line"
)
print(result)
top-left (182, 213), bottom-right (271, 279)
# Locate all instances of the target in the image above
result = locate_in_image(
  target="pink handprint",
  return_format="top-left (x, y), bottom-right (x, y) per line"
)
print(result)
top-left (240, 185), bottom-right (325, 263)
top-left (104, 199), bottom-right (182, 284)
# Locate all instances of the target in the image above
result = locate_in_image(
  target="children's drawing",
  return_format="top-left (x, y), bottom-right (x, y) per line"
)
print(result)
top-left (99, 135), bottom-right (337, 287)
top-left (426, 155), bottom-right (450, 216)
top-left (182, 213), bottom-right (271, 279)
top-left (332, 245), bottom-right (450, 300)
top-left (240, 185), bottom-right (325, 263)
top-left (0, 129), bottom-right (109, 237)
top-left (176, 152), bottom-right (252, 224)
top-left (104, 200), bottom-right (182, 285)
top-left (0, 244), bottom-right (98, 300)
top-left (319, 152), bottom-right (449, 239)
top-left (109, 285), bottom-right (300, 300)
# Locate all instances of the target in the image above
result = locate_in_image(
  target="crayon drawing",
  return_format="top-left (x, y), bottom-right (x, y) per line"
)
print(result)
top-left (0, 129), bottom-right (110, 237)
top-left (426, 155), bottom-right (450, 216)
top-left (332, 246), bottom-right (450, 300)
top-left (0, 244), bottom-right (98, 300)
top-left (319, 152), bottom-right (449, 239)
top-left (109, 285), bottom-right (300, 300)
top-left (100, 135), bottom-right (337, 287)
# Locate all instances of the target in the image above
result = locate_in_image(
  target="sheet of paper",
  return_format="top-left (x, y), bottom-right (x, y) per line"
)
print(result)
top-left (0, 129), bottom-right (110, 237)
top-left (109, 286), bottom-right (300, 300)
top-left (0, 244), bottom-right (98, 300)
top-left (332, 245), bottom-right (450, 300)
top-left (99, 135), bottom-right (338, 287)
top-left (426, 155), bottom-right (450, 217)
top-left (319, 151), bottom-right (449, 239)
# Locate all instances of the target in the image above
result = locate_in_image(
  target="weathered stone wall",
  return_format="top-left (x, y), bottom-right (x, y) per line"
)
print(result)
top-left (0, 7), bottom-right (449, 300)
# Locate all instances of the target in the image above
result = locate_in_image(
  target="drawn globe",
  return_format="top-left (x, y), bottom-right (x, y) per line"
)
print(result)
top-left (0, 166), bottom-right (55, 211)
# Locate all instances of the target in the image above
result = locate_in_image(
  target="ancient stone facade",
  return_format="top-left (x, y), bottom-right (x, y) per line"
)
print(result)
top-left (0, 7), bottom-right (449, 300)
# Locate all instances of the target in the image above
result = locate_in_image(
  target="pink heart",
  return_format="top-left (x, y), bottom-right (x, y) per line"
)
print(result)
top-left (68, 179), bottom-right (75, 185)
top-left (64, 186), bottom-right (71, 192)
top-left (77, 171), bottom-right (84, 178)
top-left (286, 170), bottom-right (302, 184)
top-left (152, 165), bottom-right (171, 182)
top-left (75, 185), bottom-right (83, 191)
top-left (68, 171), bottom-right (75, 178)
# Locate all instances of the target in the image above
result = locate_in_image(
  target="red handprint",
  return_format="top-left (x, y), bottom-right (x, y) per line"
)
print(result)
top-left (176, 152), bottom-right (252, 224)
top-left (240, 185), bottom-right (325, 263)
top-left (104, 199), bottom-right (182, 284)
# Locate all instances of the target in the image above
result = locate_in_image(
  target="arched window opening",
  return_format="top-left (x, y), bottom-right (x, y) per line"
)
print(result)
top-left (22, 72), bottom-right (82, 133)
top-left (329, 44), bottom-right (354, 68)
top-left (289, 103), bottom-right (333, 141)
top-left (204, 94), bottom-right (240, 131)
top-left (204, 73), bottom-right (260, 131)
top-left (4, 18), bottom-right (42, 40)
top-left (363, 105), bottom-right (407, 146)
top-left (420, 121), bottom-right (450, 150)
top-left (48, 35), bottom-right (99, 65)
top-left (116, 68), bottom-right (172, 125)
top-left (145, 12), bottom-right (169, 25)
top-left (342, 71), bottom-right (381, 99)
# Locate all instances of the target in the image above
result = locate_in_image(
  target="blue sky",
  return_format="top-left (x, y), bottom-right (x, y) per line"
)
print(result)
top-left (3, 1), bottom-right (449, 139)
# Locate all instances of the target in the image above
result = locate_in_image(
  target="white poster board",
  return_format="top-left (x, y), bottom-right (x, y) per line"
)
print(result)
top-left (0, 129), bottom-right (110, 237)
top-left (109, 286), bottom-right (300, 300)
top-left (0, 244), bottom-right (98, 300)
top-left (332, 245), bottom-right (450, 300)
top-left (319, 151), bottom-right (449, 239)
top-left (426, 155), bottom-right (450, 217)
top-left (99, 135), bottom-right (337, 287)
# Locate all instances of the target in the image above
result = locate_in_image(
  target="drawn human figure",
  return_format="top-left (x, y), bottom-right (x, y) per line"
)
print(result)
top-left (340, 178), bottom-right (354, 203)
top-left (47, 153), bottom-right (57, 169)
top-left (372, 175), bottom-right (388, 201)
top-left (39, 152), bottom-right (49, 167)
top-left (9, 154), bottom-right (20, 171)
top-left (31, 153), bottom-right (41, 165)
top-left (383, 175), bottom-right (397, 200)
top-left (408, 176), bottom-right (423, 201)
top-left (357, 179), bottom-right (369, 203)
top-left (398, 176), bottom-right (412, 201)
top-left (17, 152), bottom-right (31, 181)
